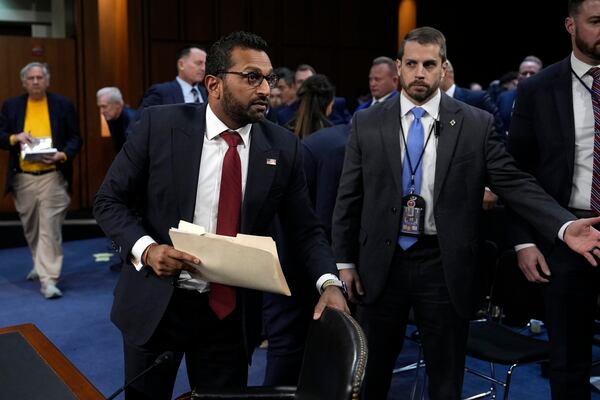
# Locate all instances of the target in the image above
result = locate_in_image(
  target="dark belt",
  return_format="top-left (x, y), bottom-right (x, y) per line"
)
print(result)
top-left (568, 208), bottom-right (597, 219)
top-left (20, 169), bottom-right (55, 176)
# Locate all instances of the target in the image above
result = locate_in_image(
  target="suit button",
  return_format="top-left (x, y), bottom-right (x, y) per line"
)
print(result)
top-left (391, 207), bottom-right (397, 213)
top-left (385, 240), bottom-right (391, 246)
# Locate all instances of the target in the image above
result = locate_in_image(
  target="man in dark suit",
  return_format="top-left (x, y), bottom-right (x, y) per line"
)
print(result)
top-left (332, 26), bottom-right (600, 400)
top-left (0, 62), bottom-right (81, 299)
top-left (354, 56), bottom-right (399, 113)
top-left (508, 1), bottom-right (600, 398)
top-left (96, 86), bottom-right (136, 154)
top-left (139, 44), bottom-right (208, 108)
top-left (94, 31), bottom-right (347, 400)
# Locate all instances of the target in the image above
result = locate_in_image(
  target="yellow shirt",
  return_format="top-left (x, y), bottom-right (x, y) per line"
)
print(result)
top-left (20, 97), bottom-right (55, 172)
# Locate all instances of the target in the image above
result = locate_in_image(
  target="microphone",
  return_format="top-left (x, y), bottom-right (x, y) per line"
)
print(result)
top-left (106, 351), bottom-right (174, 400)
top-left (435, 120), bottom-right (442, 137)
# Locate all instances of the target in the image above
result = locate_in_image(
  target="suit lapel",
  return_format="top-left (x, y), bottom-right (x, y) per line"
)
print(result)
top-left (241, 122), bottom-right (278, 232)
top-left (16, 95), bottom-right (27, 132)
top-left (434, 94), bottom-right (462, 204)
top-left (380, 99), bottom-right (404, 197)
top-left (46, 94), bottom-right (59, 138)
top-left (552, 58), bottom-right (576, 177)
top-left (172, 105), bottom-right (206, 221)
top-left (171, 80), bottom-right (185, 104)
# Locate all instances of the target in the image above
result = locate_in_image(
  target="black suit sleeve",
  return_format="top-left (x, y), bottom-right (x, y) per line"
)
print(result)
top-left (59, 98), bottom-right (82, 159)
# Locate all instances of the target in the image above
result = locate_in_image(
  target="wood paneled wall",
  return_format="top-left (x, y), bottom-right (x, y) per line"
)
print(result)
top-left (0, 0), bottom-right (398, 213)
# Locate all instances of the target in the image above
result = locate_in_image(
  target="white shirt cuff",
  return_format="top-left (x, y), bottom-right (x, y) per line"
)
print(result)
top-left (336, 263), bottom-right (355, 270)
top-left (514, 243), bottom-right (536, 252)
top-left (130, 235), bottom-right (157, 271)
top-left (316, 273), bottom-right (342, 294)
top-left (558, 220), bottom-right (574, 241)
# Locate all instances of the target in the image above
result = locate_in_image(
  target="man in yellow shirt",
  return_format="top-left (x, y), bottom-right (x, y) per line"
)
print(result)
top-left (0, 62), bottom-right (82, 299)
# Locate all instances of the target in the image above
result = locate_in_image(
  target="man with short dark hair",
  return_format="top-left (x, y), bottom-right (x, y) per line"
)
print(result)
top-left (94, 31), bottom-right (347, 399)
top-left (0, 62), bottom-right (81, 299)
top-left (333, 26), bottom-right (600, 400)
top-left (139, 45), bottom-right (208, 108)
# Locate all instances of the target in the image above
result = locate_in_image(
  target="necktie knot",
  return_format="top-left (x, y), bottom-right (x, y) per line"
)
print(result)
top-left (221, 131), bottom-right (241, 147)
top-left (410, 106), bottom-right (426, 120)
top-left (589, 67), bottom-right (600, 81)
top-left (191, 87), bottom-right (200, 103)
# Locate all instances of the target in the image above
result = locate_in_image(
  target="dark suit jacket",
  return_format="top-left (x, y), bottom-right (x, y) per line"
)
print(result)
top-left (496, 89), bottom-right (517, 135)
top-left (332, 92), bottom-right (574, 318)
top-left (139, 79), bottom-right (208, 108)
top-left (303, 124), bottom-right (351, 241)
top-left (0, 92), bottom-right (82, 194)
top-left (507, 57), bottom-right (575, 248)
top-left (107, 106), bottom-right (136, 153)
top-left (354, 90), bottom-right (399, 113)
top-left (93, 103), bottom-right (336, 355)
top-left (453, 86), bottom-right (504, 140)
top-left (276, 97), bottom-right (351, 126)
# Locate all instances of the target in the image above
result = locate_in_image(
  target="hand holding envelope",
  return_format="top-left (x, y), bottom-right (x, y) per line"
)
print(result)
top-left (169, 220), bottom-right (291, 296)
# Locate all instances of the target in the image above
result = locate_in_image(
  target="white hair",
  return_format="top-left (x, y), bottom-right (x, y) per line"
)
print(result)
top-left (96, 87), bottom-right (124, 104)
top-left (20, 62), bottom-right (50, 81)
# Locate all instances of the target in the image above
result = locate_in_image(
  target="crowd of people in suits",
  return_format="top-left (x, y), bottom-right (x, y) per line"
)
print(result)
top-left (2, 1), bottom-right (600, 399)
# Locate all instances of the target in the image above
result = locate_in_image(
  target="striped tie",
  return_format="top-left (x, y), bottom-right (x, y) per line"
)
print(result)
top-left (590, 67), bottom-right (600, 215)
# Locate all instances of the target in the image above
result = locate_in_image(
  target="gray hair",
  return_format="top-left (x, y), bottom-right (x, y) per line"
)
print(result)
top-left (20, 62), bottom-right (50, 81)
top-left (96, 87), bottom-right (124, 104)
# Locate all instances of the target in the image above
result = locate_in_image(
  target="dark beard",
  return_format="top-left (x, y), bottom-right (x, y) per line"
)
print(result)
top-left (403, 81), bottom-right (437, 103)
top-left (575, 28), bottom-right (600, 63)
top-left (222, 84), bottom-right (268, 126)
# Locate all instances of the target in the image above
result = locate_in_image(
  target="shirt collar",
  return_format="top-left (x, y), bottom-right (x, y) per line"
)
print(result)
top-left (205, 104), bottom-right (251, 147)
top-left (399, 88), bottom-right (441, 120)
top-left (445, 83), bottom-right (456, 97)
top-left (176, 76), bottom-right (197, 93)
top-left (373, 90), bottom-right (395, 105)
top-left (570, 52), bottom-right (600, 79)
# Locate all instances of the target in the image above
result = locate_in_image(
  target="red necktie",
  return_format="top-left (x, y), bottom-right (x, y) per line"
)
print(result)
top-left (209, 130), bottom-right (242, 319)
top-left (590, 67), bottom-right (600, 215)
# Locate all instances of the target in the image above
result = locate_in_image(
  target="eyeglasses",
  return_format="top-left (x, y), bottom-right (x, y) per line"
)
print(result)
top-left (218, 71), bottom-right (279, 89)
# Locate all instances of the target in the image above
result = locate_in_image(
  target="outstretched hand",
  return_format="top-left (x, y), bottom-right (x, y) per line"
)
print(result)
top-left (313, 286), bottom-right (349, 320)
top-left (563, 216), bottom-right (600, 266)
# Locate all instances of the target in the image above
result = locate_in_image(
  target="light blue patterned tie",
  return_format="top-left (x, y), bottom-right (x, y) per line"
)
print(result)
top-left (399, 107), bottom-right (426, 250)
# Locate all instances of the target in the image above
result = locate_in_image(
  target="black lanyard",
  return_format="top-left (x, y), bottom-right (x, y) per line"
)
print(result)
top-left (399, 113), bottom-right (436, 191)
top-left (571, 67), bottom-right (600, 104)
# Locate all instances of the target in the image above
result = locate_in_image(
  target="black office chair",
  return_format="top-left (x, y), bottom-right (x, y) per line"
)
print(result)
top-left (463, 250), bottom-right (550, 400)
top-left (177, 307), bottom-right (368, 400)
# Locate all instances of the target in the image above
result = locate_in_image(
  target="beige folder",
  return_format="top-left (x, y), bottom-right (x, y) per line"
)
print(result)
top-left (169, 221), bottom-right (291, 296)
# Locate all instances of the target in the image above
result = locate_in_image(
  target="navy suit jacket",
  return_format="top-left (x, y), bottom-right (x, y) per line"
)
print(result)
top-left (453, 86), bottom-right (505, 140)
top-left (497, 89), bottom-right (517, 135)
top-left (107, 105), bottom-right (136, 153)
top-left (303, 124), bottom-right (351, 241)
top-left (354, 90), bottom-right (399, 113)
top-left (0, 92), bottom-right (82, 194)
top-left (139, 79), bottom-right (208, 108)
top-left (507, 57), bottom-right (576, 248)
top-left (276, 97), bottom-right (351, 126)
top-left (94, 103), bottom-right (337, 354)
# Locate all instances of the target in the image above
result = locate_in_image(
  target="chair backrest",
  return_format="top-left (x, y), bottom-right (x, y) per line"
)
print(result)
top-left (295, 307), bottom-right (368, 400)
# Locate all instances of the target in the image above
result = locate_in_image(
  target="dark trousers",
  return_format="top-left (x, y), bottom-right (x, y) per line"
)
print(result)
top-left (123, 288), bottom-right (248, 400)
top-left (544, 241), bottom-right (600, 400)
top-left (358, 241), bottom-right (469, 400)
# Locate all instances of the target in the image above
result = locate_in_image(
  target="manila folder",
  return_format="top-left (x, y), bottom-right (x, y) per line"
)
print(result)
top-left (169, 221), bottom-right (291, 296)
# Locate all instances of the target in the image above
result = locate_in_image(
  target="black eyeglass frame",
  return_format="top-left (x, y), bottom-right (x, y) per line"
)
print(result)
top-left (217, 70), bottom-right (279, 89)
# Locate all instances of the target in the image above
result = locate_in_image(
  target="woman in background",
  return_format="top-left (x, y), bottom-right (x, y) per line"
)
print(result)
top-left (287, 74), bottom-right (335, 139)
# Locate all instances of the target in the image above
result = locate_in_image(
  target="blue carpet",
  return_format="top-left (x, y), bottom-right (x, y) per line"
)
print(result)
top-left (1, 238), bottom-right (599, 399)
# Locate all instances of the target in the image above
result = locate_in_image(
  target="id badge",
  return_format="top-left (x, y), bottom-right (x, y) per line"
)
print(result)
top-left (400, 194), bottom-right (426, 236)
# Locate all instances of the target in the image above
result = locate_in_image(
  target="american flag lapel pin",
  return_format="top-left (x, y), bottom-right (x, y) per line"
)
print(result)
top-left (266, 158), bottom-right (277, 166)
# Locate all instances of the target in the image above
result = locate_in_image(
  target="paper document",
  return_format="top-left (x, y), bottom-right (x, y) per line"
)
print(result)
top-left (169, 221), bottom-right (291, 296)
top-left (20, 137), bottom-right (57, 162)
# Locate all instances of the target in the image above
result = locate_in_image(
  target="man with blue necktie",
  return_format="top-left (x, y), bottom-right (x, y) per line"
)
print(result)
top-left (332, 26), bottom-right (600, 400)
top-left (139, 44), bottom-right (208, 108)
